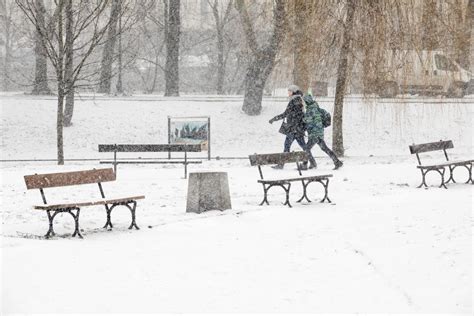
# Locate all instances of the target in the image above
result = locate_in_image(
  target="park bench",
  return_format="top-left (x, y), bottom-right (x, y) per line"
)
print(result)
top-left (24, 168), bottom-right (145, 238)
top-left (249, 152), bottom-right (333, 207)
top-left (99, 144), bottom-right (204, 179)
top-left (409, 140), bottom-right (473, 189)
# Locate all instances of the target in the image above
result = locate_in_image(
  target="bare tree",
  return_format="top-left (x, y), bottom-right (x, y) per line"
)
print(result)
top-left (31, 0), bottom-right (51, 94)
top-left (332, 0), bottom-right (356, 157)
top-left (0, 0), bottom-right (12, 91)
top-left (292, 0), bottom-right (314, 92)
top-left (208, 0), bottom-right (234, 95)
top-left (164, 0), bottom-right (180, 96)
top-left (63, 0), bottom-right (74, 126)
top-left (17, 0), bottom-right (113, 164)
top-left (0, 0), bottom-right (29, 91)
top-left (116, 8), bottom-right (123, 94)
top-left (458, 0), bottom-right (473, 70)
top-left (136, 0), bottom-right (166, 94)
top-left (236, 0), bottom-right (286, 115)
top-left (98, 0), bottom-right (122, 94)
top-left (421, 0), bottom-right (440, 50)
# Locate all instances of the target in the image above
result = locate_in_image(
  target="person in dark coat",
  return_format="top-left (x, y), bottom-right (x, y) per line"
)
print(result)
top-left (269, 84), bottom-right (317, 169)
top-left (303, 93), bottom-right (343, 170)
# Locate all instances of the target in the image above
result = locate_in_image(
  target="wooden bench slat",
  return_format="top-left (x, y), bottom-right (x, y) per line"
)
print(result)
top-left (249, 152), bottom-right (308, 166)
top-left (258, 174), bottom-right (333, 184)
top-left (99, 144), bottom-right (203, 153)
top-left (33, 195), bottom-right (146, 210)
top-left (24, 168), bottom-right (116, 190)
top-left (100, 160), bottom-right (202, 165)
top-left (409, 140), bottom-right (453, 154)
top-left (417, 159), bottom-right (474, 169)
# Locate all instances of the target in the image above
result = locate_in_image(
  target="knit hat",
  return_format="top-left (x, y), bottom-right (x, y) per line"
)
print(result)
top-left (303, 94), bottom-right (315, 104)
top-left (287, 84), bottom-right (300, 93)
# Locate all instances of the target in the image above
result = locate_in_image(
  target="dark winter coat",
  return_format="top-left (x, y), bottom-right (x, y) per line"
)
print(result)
top-left (271, 93), bottom-right (306, 136)
top-left (304, 99), bottom-right (324, 139)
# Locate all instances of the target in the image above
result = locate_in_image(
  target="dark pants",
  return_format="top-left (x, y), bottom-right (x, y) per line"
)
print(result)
top-left (306, 136), bottom-right (340, 166)
top-left (282, 133), bottom-right (317, 167)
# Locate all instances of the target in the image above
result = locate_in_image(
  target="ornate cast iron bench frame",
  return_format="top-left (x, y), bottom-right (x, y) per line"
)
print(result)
top-left (249, 152), bottom-right (333, 208)
top-left (409, 140), bottom-right (473, 189)
top-left (24, 168), bottom-right (145, 238)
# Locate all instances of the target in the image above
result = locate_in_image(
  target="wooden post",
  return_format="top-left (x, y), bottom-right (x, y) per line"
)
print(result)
top-left (168, 117), bottom-right (171, 160)
top-left (207, 117), bottom-right (211, 160)
top-left (113, 144), bottom-right (117, 175)
top-left (184, 148), bottom-right (188, 179)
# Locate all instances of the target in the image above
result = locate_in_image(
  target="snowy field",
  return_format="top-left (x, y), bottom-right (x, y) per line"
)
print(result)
top-left (1, 94), bottom-right (473, 313)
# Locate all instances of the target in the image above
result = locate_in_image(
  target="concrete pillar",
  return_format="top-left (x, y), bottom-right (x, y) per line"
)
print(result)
top-left (186, 172), bottom-right (232, 213)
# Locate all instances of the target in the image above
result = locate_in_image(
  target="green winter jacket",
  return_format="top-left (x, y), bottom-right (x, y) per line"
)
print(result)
top-left (304, 100), bottom-right (324, 139)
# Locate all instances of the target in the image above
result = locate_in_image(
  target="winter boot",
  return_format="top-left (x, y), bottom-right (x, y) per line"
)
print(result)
top-left (333, 160), bottom-right (343, 170)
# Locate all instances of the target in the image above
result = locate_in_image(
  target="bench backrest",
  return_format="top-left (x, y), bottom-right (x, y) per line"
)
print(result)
top-left (249, 152), bottom-right (308, 166)
top-left (24, 168), bottom-right (116, 190)
top-left (409, 140), bottom-right (453, 164)
top-left (409, 140), bottom-right (453, 154)
top-left (99, 144), bottom-right (202, 153)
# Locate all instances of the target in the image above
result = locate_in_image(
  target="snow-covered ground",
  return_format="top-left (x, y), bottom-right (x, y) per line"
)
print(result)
top-left (1, 94), bottom-right (473, 313)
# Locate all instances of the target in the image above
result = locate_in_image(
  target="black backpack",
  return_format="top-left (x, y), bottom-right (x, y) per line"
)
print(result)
top-left (318, 107), bottom-right (331, 128)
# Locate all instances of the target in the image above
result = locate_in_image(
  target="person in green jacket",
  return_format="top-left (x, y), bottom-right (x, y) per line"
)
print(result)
top-left (302, 94), bottom-right (343, 170)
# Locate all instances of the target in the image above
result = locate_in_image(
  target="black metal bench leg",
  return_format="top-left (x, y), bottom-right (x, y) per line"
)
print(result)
top-left (45, 210), bottom-right (56, 238)
top-left (469, 163), bottom-right (474, 184)
top-left (447, 165), bottom-right (456, 184)
top-left (417, 169), bottom-right (428, 188)
top-left (320, 179), bottom-right (332, 203)
top-left (438, 168), bottom-right (448, 189)
top-left (464, 163), bottom-right (473, 184)
top-left (70, 208), bottom-right (83, 238)
top-left (297, 180), bottom-right (312, 203)
top-left (259, 184), bottom-right (270, 206)
top-left (103, 204), bottom-right (113, 229)
top-left (448, 163), bottom-right (473, 184)
top-left (282, 183), bottom-right (292, 208)
top-left (128, 201), bottom-right (139, 230)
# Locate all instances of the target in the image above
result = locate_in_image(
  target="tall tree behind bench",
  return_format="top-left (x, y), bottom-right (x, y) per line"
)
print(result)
top-left (17, 0), bottom-right (118, 164)
top-left (235, 0), bottom-right (286, 115)
top-left (98, 0), bottom-right (122, 94)
top-left (31, 0), bottom-right (51, 95)
top-left (164, 0), bottom-right (180, 96)
top-left (332, 0), bottom-right (356, 157)
top-left (208, 0), bottom-right (235, 95)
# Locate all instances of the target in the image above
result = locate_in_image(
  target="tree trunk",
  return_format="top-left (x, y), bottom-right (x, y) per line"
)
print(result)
top-left (63, 0), bottom-right (74, 127)
top-left (470, 0), bottom-right (474, 72)
top-left (116, 9), bottom-right (123, 94)
top-left (211, 0), bottom-right (232, 95)
top-left (241, 54), bottom-right (274, 115)
top-left (458, 0), bottom-right (473, 70)
top-left (31, 0), bottom-right (51, 95)
top-left (164, 0), bottom-right (180, 96)
top-left (293, 0), bottom-right (312, 91)
top-left (332, 0), bottom-right (356, 157)
top-left (2, 0), bottom-right (11, 91)
top-left (56, 0), bottom-right (65, 165)
top-left (216, 26), bottom-right (225, 95)
top-left (236, 0), bottom-right (286, 115)
top-left (57, 88), bottom-right (65, 164)
top-left (98, 0), bottom-right (121, 94)
top-left (421, 0), bottom-right (439, 50)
